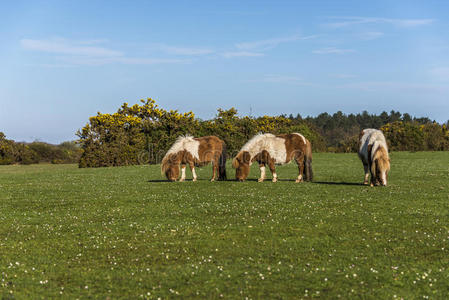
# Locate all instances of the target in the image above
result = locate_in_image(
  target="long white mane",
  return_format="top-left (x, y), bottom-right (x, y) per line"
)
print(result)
top-left (162, 135), bottom-right (200, 164)
top-left (240, 133), bottom-right (287, 164)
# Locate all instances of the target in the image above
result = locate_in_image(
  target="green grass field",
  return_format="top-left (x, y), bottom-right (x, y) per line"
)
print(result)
top-left (1, 152), bottom-right (448, 299)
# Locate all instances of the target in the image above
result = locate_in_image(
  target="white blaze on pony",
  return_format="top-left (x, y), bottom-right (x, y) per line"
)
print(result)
top-left (232, 133), bottom-right (313, 182)
top-left (358, 129), bottom-right (391, 186)
top-left (161, 135), bottom-right (227, 182)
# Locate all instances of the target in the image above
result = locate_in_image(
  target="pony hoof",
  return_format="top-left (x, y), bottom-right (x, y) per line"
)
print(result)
top-left (179, 179), bottom-right (185, 182)
top-left (258, 178), bottom-right (264, 182)
top-left (363, 181), bottom-right (369, 185)
top-left (272, 178), bottom-right (277, 183)
top-left (295, 179), bottom-right (302, 183)
top-left (210, 178), bottom-right (215, 182)
top-left (370, 183), bottom-right (374, 187)
top-left (193, 178), bottom-right (197, 182)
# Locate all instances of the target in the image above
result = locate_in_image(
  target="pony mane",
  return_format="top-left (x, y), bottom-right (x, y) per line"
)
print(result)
top-left (292, 132), bottom-right (307, 144)
top-left (237, 133), bottom-right (290, 164)
top-left (165, 135), bottom-right (195, 156)
top-left (372, 143), bottom-right (390, 182)
top-left (374, 145), bottom-right (389, 162)
top-left (369, 131), bottom-right (390, 178)
top-left (161, 135), bottom-right (196, 174)
top-left (241, 133), bottom-right (275, 152)
top-left (233, 133), bottom-right (272, 166)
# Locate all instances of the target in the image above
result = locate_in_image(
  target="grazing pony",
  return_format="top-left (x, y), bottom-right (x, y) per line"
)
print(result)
top-left (161, 135), bottom-right (227, 182)
top-left (232, 133), bottom-right (313, 182)
top-left (358, 129), bottom-right (390, 186)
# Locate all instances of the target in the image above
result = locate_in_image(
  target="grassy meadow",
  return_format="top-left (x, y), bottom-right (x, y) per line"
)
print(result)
top-left (1, 152), bottom-right (448, 299)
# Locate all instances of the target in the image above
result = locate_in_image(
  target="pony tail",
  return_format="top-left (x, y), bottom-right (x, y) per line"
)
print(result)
top-left (218, 142), bottom-right (227, 181)
top-left (304, 141), bottom-right (313, 181)
top-left (304, 154), bottom-right (313, 181)
top-left (161, 155), bottom-right (170, 175)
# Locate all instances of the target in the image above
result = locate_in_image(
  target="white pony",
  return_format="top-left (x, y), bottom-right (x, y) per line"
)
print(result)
top-left (358, 129), bottom-right (390, 186)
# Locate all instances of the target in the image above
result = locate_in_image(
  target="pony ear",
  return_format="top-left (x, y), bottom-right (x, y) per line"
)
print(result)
top-left (242, 151), bottom-right (251, 163)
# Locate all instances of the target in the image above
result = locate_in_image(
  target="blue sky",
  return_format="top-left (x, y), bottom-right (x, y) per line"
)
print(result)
top-left (1, 0), bottom-right (448, 143)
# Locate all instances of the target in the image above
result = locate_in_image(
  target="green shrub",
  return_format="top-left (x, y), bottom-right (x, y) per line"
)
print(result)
top-left (0, 132), bottom-right (81, 165)
top-left (0, 133), bottom-right (39, 165)
top-left (76, 100), bottom-right (449, 168)
top-left (77, 99), bottom-right (322, 167)
top-left (381, 122), bottom-right (449, 151)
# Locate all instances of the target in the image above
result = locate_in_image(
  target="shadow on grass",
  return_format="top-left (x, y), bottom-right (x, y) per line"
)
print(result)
top-left (147, 179), bottom-right (229, 183)
top-left (313, 181), bottom-right (365, 186)
top-left (148, 179), bottom-right (363, 185)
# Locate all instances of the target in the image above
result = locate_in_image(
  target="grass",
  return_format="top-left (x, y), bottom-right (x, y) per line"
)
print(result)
top-left (1, 152), bottom-right (448, 299)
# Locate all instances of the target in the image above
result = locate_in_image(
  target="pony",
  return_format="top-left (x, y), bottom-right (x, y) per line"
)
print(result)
top-left (358, 129), bottom-right (390, 186)
top-left (161, 135), bottom-right (227, 182)
top-left (232, 133), bottom-right (313, 182)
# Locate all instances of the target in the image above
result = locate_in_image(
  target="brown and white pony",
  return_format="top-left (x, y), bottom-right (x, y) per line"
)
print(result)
top-left (161, 135), bottom-right (227, 182)
top-left (358, 129), bottom-right (390, 186)
top-left (232, 133), bottom-right (313, 182)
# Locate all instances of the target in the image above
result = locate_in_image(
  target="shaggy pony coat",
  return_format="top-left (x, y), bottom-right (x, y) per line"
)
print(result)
top-left (232, 133), bottom-right (313, 182)
top-left (358, 129), bottom-right (390, 186)
top-left (161, 135), bottom-right (226, 181)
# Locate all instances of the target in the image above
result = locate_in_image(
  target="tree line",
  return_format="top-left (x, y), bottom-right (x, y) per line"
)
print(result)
top-left (0, 132), bottom-right (82, 165)
top-left (76, 99), bottom-right (449, 168)
top-left (2, 98), bottom-right (448, 166)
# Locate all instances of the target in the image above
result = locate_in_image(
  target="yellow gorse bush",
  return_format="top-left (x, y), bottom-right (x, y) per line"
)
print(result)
top-left (77, 99), bottom-right (449, 168)
top-left (77, 98), bottom-right (322, 167)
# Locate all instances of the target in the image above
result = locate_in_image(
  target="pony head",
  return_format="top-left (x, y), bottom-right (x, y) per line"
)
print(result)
top-left (232, 151), bottom-right (251, 181)
top-left (161, 153), bottom-right (181, 181)
top-left (373, 146), bottom-right (390, 186)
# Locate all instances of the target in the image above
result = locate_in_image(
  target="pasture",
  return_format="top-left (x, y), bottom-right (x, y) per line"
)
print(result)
top-left (1, 152), bottom-right (448, 299)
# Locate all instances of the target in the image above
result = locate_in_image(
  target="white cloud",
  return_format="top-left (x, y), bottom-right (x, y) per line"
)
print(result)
top-left (21, 38), bottom-right (191, 66)
top-left (313, 47), bottom-right (355, 54)
top-left (235, 34), bottom-right (317, 51)
top-left (116, 57), bottom-right (190, 64)
top-left (76, 39), bottom-right (109, 45)
top-left (330, 74), bottom-right (357, 79)
top-left (21, 38), bottom-right (122, 57)
top-left (261, 74), bottom-right (303, 83)
top-left (221, 51), bottom-right (265, 58)
top-left (337, 81), bottom-right (448, 93)
top-left (326, 17), bottom-right (435, 28)
top-left (429, 67), bottom-right (449, 81)
top-left (392, 18), bottom-right (435, 27)
top-left (247, 74), bottom-right (313, 86)
top-left (151, 43), bottom-right (214, 56)
top-left (56, 56), bottom-right (190, 66)
top-left (359, 31), bottom-right (384, 40)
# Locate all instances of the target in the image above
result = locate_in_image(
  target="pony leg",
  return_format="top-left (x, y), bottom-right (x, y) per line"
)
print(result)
top-left (363, 163), bottom-right (370, 185)
top-left (369, 162), bottom-right (377, 187)
top-left (210, 162), bottom-right (217, 182)
top-left (179, 165), bottom-right (186, 182)
top-left (258, 164), bottom-right (266, 182)
top-left (267, 160), bottom-right (277, 182)
top-left (189, 164), bottom-right (198, 182)
top-left (295, 154), bottom-right (305, 183)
